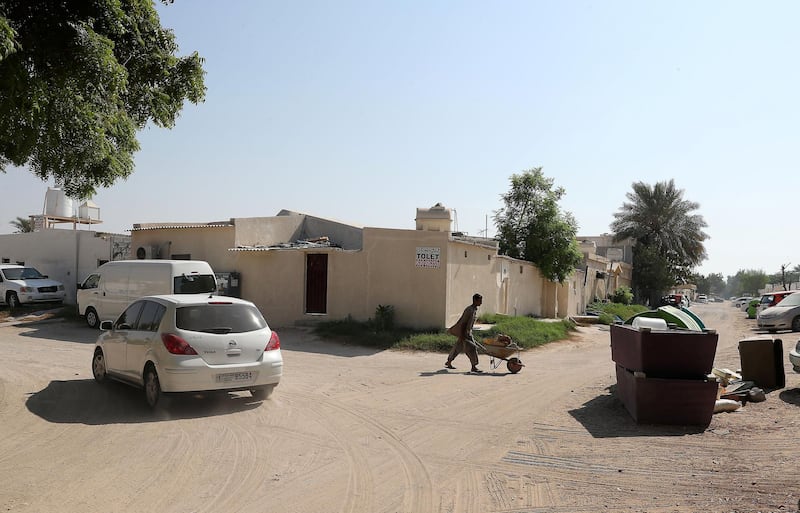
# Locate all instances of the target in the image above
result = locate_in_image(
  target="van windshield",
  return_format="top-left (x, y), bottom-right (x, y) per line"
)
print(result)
top-left (173, 274), bottom-right (217, 294)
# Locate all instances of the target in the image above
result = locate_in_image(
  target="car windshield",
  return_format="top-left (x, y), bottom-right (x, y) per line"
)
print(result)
top-left (2, 267), bottom-right (45, 280)
top-left (173, 274), bottom-right (217, 294)
top-left (176, 303), bottom-right (267, 334)
top-left (775, 293), bottom-right (800, 307)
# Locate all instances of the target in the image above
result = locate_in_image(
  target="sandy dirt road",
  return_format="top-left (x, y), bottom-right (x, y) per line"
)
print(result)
top-left (0, 301), bottom-right (798, 513)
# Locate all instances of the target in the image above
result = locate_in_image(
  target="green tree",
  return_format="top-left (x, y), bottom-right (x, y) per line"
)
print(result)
top-left (705, 272), bottom-right (725, 295)
top-left (0, 0), bottom-right (206, 198)
top-left (735, 269), bottom-right (768, 296)
top-left (494, 168), bottom-right (583, 283)
top-left (9, 216), bottom-right (32, 233)
top-left (610, 180), bottom-right (708, 304)
top-left (630, 243), bottom-right (675, 306)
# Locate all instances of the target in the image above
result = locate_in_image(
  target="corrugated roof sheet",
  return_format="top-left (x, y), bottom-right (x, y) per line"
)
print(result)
top-left (131, 222), bottom-right (233, 231)
top-left (229, 238), bottom-right (340, 252)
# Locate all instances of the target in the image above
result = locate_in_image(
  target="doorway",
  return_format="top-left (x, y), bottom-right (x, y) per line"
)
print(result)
top-left (306, 254), bottom-right (328, 314)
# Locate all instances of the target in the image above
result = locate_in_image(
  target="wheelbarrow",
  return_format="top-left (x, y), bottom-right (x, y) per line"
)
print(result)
top-left (472, 334), bottom-right (524, 373)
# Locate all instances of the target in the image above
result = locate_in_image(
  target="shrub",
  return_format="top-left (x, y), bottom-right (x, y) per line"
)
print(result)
top-left (375, 304), bottom-right (395, 332)
top-left (588, 301), bottom-right (649, 323)
top-left (610, 286), bottom-right (634, 305)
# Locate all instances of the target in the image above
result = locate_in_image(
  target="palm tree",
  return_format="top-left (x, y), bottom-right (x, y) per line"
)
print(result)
top-left (10, 216), bottom-right (34, 233)
top-left (611, 180), bottom-right (708, 304)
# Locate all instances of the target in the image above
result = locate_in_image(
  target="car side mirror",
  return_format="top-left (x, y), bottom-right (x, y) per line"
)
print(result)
top-left (100, 320), bottom-right (113, 331)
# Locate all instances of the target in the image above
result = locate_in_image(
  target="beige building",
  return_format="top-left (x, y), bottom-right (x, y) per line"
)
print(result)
top-left (576, 236), bottom-right (634, 308)
top-left (131, 206), bottom-right (580, 329)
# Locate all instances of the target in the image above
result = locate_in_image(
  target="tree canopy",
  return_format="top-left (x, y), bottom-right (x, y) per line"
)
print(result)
top-left (494, 168), bottom-right (583, 283)
top-left (611, 179), bottom-right (708, 304)
top-left (0, 0), bottom-right (206, 198)
top-left (9, 215), bottom-right (32, 232)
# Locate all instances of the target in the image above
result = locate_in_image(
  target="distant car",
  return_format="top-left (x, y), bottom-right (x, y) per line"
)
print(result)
top-left (0, 264), bottom-right (66, 309)
top-left (733, 296), bottom-right (753, 309)
top-left (91, 294), bottom-right (283, 408)
top-left (696, 294), bottom-right (708, 304)
top-left (755, 291), bottom-right (796, 316)
top-left (756, 292), bottom-right (800, 333)
top-left (661, 294), bottom-right (689, 308)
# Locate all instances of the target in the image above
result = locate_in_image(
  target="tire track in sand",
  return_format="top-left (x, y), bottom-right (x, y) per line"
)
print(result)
top-left (290, 390), bottom-right (434, 513)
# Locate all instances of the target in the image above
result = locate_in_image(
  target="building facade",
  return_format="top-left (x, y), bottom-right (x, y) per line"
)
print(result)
top-left (131, 207), bottom-right (580, 329)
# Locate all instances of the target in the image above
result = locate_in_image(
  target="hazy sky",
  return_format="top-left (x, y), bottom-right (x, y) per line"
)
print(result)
top-left (2, 1), bottom-right (798, 278)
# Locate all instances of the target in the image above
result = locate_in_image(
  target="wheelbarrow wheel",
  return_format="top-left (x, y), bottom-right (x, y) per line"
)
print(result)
top-left (507, 357), bottom-right (523, 374)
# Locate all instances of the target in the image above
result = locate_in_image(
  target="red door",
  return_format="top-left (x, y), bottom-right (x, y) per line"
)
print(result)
top-left (306, 254), bottom-right (328, 314)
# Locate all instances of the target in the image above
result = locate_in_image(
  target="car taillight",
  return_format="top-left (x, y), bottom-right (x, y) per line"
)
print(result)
top-left (161, 333), bottom-right (198, 355)
top-left (265, 331), bottom-right (280, 351)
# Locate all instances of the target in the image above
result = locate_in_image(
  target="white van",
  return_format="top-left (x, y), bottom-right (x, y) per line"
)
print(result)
top-left (77, 260), bottom-right (217, 328)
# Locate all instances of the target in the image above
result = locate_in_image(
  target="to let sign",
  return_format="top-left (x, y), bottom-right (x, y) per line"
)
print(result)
top-left (416, 247), bottom-right (441, 269)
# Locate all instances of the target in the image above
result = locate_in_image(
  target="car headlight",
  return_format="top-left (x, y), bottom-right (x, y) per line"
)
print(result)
top-left (19, 286), bottom-right (33, 293)
top-left (58, 285), bottom-right (64, 291)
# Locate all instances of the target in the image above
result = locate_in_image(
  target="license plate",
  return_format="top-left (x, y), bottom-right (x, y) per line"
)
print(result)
top-left (216, 371), bottom-right (253, 383)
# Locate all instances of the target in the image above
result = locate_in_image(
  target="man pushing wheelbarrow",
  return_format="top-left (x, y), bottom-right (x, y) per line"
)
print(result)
top-left (445, 293), bottom-right (484, 373)
top-left (445, 293), bottom-right (524, 374)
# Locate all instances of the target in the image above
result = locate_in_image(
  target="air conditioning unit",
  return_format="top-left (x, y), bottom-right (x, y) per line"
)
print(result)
top-left (135, 245), bottom-right (160, 259)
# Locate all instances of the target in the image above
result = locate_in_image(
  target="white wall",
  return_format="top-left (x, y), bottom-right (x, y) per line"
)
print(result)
top-left (0, 230), bottom-right (128, 304)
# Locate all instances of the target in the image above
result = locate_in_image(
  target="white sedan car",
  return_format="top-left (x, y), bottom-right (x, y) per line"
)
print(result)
top-left (91, 294), bottom-right (283, 408)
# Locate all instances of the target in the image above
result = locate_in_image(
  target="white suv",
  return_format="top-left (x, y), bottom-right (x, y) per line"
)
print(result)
top-left (0, 265), bottom-right (66, 309)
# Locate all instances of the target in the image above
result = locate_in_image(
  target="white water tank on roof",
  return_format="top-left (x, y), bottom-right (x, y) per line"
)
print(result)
top-left (79, 200), bottom-right (100, 221)
top-left (44, 187), bottom-right (73, 217)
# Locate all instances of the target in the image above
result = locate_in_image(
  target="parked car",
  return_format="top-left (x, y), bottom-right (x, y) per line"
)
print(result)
top-left (756, 292), bottom-right (800, 333)
top-left (661, 294), bottom-right (689, 308)
top-left (0, 264), bottom-right (66, 308)
top-left (696, 294), bottom-right (708, 304)
top-left (790, 342), bottom-right (800, 373)
top-left (755, 290), bottom-right (796, 316)
top-left (91, 294), bottom-right (283, 408)
top-left (733, 296), bottom-right (753, 309)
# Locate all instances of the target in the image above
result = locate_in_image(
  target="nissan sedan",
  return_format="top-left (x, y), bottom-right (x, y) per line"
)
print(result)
top-left (91, 294), bottom-right (283, 407)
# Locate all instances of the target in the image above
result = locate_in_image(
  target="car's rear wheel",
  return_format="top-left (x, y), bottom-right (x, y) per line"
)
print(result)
top-left (144, 365), bottom-right (161, 408)
top-left (85, 307), bottom-right (100, 329)
top-left (792, 317), bottom-right (800, 332)
top-left (6, 292), bottom-right (19, 310)
top-left (250, 385), bottom-right (275, 400)
top-left (92, 349), bottom-right (107, 383)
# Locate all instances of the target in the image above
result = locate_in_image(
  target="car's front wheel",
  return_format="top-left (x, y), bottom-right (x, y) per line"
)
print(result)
top-left (250, 385), bottom-right (275, 400)
top-left (92, 349), bottom-right (107, 383)
top-left (6, 292), bottom-right (19, 310)
top-left (144, 365), bottom-right (162, 408)
top-left (85, 307), bottom-right (100, 329)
